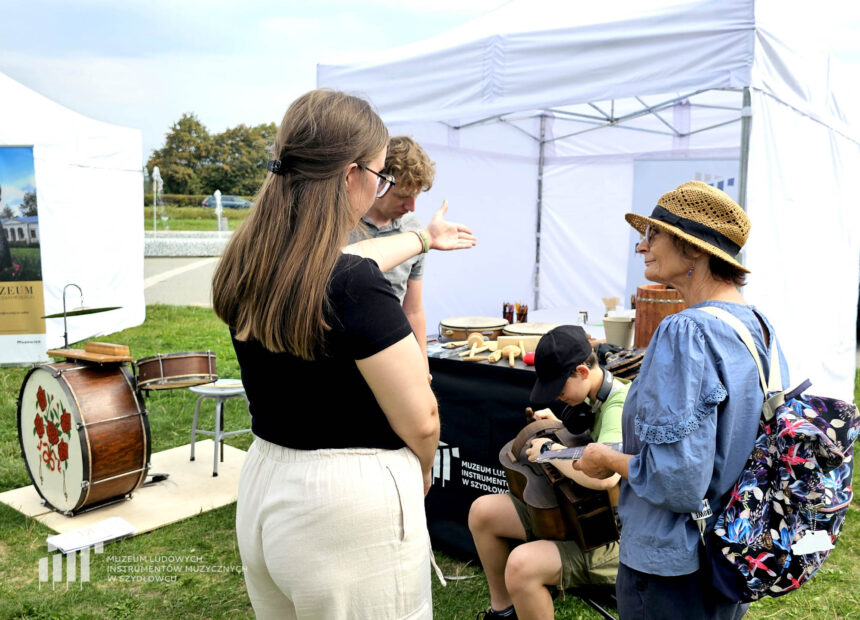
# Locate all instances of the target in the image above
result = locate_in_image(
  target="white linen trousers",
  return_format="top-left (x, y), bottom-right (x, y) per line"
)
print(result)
top-left (236, 436), bottom-right (433, 619)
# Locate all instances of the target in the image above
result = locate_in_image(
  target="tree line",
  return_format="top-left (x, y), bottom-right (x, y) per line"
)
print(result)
top-left (0, 191), bottom-right (37, 219)
top-left (146, 114), bottom-right (277, 196)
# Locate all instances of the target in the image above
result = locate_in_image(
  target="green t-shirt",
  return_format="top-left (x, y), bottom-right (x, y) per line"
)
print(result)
top-left (586, 378), bottom-right (629, 445)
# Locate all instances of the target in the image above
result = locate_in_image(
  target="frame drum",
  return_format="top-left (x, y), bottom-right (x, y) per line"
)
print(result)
top-left (502, 322), bottom-right (558, 337)
top-left (17, 362), bottom-right (150, 515)
top-left (438, 316), bottom-right (509, 341)
top-left (135, 351), bottom-right (217, 391)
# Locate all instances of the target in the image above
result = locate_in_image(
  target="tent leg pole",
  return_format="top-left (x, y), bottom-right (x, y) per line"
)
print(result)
top-left (737, 87), bottom-right (752, 271)
top-left (738, 87), bottom-right (751, 210)
top-left (535, 114), bottom-right (547, 310)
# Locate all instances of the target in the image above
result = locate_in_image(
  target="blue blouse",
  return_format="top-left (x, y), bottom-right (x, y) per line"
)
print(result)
top-left (618, 301), bottom-right (790, 576)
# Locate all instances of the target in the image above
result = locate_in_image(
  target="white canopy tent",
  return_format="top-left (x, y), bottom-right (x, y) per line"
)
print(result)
top-left (0, 72), bottom-right (144, 361)
top-left (318, 0), bottom-right (860, 399)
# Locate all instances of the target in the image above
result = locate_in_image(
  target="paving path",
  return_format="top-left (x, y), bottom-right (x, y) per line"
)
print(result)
top-left (144, 257), bottom-right (218, 307)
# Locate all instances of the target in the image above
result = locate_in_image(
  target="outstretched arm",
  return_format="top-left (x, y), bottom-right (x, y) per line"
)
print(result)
top-left (344, 200), bottom-right (476, 272)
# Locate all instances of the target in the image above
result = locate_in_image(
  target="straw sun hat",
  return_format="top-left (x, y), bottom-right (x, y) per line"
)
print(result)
top-left (625, 180), bottom-right (751, 273)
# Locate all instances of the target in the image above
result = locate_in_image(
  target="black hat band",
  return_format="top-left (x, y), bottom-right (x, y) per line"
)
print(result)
top-left (650, 205), bottom-right (741, 255)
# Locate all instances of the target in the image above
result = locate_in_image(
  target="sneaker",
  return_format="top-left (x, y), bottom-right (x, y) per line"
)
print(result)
top-left (476, 607), bottom-right (518, 620)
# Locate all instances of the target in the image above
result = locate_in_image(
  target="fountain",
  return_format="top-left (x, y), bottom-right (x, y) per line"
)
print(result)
top-left (214, 189), bottom-right (225, 233)
top-left (151, 166), bottom-right (165, 235)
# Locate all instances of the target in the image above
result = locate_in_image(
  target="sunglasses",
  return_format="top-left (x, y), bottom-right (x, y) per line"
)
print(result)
top-left (357, 163), bottom-right (396, 198)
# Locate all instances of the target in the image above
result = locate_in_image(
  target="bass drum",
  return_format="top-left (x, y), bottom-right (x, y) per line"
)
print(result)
top-left (17, 362), bottom-right (150, 515)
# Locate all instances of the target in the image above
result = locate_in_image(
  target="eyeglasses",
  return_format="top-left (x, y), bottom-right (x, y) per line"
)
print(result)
top-left (357, 163), bottom-right (396, 198)
top-left (635, 225), bottom-right (660, 253)
top-left (644, 225), bottom-right (659, 244)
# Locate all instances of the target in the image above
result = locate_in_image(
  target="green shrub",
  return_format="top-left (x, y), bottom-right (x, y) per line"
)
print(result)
top-left (145, 205), bottom-right (218, 220)
top-left (143, 193), bottom-right (253, 208)
top-left (143, 193), bottom-right (207, 207)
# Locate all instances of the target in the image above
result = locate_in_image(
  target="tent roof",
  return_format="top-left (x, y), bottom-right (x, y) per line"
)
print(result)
top-left (318, 0), bottom-right (857, 140)
top-left (0, 72), bottom-right (141, 170)
top-left (319, 0), bottom-right (755, 123)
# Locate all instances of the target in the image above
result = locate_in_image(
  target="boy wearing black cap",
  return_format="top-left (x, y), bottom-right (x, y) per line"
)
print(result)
top-left (470, 325), bottom-right (628, 620)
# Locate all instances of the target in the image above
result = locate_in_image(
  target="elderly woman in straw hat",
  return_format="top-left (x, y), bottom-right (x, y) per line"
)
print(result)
top-left (574, 181), bottom-right (790, 619)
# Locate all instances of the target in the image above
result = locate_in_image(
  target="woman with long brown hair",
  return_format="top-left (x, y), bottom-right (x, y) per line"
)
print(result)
top-left (213, 89), bottom-right (475, 619)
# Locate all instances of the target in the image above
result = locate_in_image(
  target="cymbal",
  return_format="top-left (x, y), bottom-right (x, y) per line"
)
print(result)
top-left (41, 306), bottom-right (122, 319)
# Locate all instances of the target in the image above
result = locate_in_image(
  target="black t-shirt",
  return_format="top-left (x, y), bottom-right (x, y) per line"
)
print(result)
top-left (231, 253), bottom-right (414, 450)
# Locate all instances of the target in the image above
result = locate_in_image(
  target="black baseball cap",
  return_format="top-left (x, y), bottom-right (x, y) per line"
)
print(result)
top-left (530, 325), bottom-right (592, 407)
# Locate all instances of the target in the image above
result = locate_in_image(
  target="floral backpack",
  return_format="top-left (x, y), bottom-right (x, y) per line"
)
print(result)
top-left (692, 306), bottom-right (859, 602)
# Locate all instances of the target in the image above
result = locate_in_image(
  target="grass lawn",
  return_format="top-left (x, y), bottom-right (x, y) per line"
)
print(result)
top-left (0, 305), bottom-right (857, 618)
top-left (144, 206), bottom-right (250, 232)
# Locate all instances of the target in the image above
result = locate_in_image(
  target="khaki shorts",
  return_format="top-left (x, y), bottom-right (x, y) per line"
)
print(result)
top-left (510, 493), bottom-right (619, 589)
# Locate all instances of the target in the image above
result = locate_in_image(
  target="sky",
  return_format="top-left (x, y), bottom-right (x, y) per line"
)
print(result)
top-left (1, 0), bottom-right (510, 162)
top-left (0, 147), bottom-right (36, 210)
top-left (2, 0), bottom-right (860, 166)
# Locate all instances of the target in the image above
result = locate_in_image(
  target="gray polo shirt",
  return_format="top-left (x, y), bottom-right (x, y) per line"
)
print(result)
top-left (349, 212), bottom-right (425, 303)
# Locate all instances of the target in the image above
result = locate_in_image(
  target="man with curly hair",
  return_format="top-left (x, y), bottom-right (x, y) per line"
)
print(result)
top-left (350, 136), bottom-right (437, 364)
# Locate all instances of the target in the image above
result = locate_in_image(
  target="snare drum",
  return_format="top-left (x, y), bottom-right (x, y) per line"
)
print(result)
top-left (438, 316), bottom-right (509, 341)
top-left (17, 362), bottom-right (150, 515)
top-left (502, 322), bottom-right (558, 337)
top-left (135, 351), bottom-right (217, 390)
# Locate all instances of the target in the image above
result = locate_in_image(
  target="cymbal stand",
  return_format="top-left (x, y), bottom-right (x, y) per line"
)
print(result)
top-left (62, 283), bottom-right (83, 349)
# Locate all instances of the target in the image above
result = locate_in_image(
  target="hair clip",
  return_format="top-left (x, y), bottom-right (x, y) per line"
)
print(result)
top-left (266, 160), bottom-right (285, 175)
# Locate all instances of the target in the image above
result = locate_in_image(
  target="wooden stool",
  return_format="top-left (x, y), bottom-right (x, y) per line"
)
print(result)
top-left (189, 379), bottom-right (251, 476)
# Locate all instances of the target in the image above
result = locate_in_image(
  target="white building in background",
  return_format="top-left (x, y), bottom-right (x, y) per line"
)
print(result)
top-left (0, 216), bottom-right (39, 245)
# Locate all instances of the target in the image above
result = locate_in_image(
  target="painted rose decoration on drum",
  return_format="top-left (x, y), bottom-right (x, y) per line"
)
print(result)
top-left (31, 385), bottom-right (73, 500)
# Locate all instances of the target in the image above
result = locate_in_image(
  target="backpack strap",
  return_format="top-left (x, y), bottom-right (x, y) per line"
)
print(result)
top-left (698, 306), bottom-right (785, 418)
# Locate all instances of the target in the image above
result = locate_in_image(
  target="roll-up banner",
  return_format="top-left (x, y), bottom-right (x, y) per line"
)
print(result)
top-left (0, 146), bottom-right (47, 364)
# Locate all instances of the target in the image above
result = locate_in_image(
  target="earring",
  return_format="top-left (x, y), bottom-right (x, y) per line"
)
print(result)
top-left (687, 265), bottom-right (695, 277)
